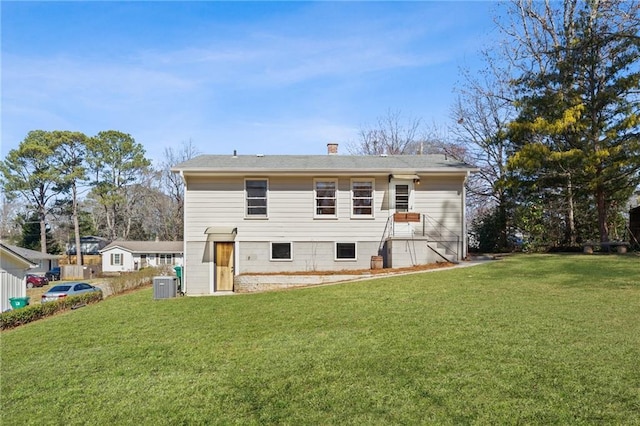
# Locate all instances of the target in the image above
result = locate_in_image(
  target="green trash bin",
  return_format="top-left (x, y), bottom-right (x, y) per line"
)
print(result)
top-left (9, 297), bottom-right (30, 309)
top-left (173, 266), bottom-right (183, 294)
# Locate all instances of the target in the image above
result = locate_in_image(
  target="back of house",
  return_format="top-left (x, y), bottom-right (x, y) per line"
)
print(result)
top-left (172, 144), bottom-right (476, 295)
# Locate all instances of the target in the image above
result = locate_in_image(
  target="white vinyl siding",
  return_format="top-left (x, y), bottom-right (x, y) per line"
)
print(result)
top-left (181, 174), bottom-right (467, 277)
top-left (413, 176), bottom-right (465, 238)
top-left (0, 252), bottom-right (30, 312)
top-left (184, 176), bottom-right (387, 242)
top-left (183, 175), bottom-right (463, 243)
top-left (238, 241), bottom-right (379, 273)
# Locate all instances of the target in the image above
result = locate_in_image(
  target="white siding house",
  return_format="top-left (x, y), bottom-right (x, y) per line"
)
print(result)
top-left (1, 243), bottom-right (37, 312)
top-left (100, 241), bottom-right (184, 273)
top-left (172, 144), bottom-right (477, 295)
top-left (2, 243), bottom-right (60, 276)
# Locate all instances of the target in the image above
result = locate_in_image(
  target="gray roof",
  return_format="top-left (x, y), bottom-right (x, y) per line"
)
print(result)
top-left (172, 154), bottom-right (476, 174)
top-left (101, 241), bottom-right (184, 254)
top-left (1, 243), bottom-right (60, 262)
top-left (0, 243), bottom-right (38, 267)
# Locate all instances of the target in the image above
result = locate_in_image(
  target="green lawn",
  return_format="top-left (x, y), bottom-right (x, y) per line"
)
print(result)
top-left (2, 254), bottom-right (639, 425)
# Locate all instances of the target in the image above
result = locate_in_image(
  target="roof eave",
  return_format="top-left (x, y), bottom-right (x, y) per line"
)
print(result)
top-left (176, 167), bottom-right (477, 176)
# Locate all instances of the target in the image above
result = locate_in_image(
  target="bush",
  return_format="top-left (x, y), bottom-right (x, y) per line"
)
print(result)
top-left (0, 291), bottom-right (103, 331)
top-left (106, 267), bottom-right (164, 296)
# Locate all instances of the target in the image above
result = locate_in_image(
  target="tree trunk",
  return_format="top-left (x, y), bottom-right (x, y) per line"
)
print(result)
top-left (567, 175), bottom-right (576, 246)
top-left (39, 206), bottom-right (47, 253)
top-left (72, 184), bottom-right (83, 265)
top-left (596, 186), bottom-right (608, 243)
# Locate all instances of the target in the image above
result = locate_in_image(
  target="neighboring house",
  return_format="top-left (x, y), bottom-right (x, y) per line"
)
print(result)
top-left (66, 236), bottom-right (110, 255)
top-left (171, 143), bottom-right (477, 295)
top-left (100, 241), bottom-right (184, 273)
top-left (1, 243), bottom-right (37, 312)
top-left (1, 243), bottom-right (60, 275)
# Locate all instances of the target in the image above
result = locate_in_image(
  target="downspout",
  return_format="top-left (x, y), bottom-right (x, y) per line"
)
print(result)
top-left (180, 170), bottom-right (188, 295)
top-left (461, 171), bottom-right (469, 260)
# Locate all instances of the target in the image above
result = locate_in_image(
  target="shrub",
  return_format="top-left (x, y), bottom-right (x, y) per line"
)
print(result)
top-left (106, 267), bottom-right (164, 296)
top-left (0, 291), bottom-right (103, 331)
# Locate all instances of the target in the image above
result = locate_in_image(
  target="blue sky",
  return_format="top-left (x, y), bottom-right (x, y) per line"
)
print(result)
top-left (2, 1), bottom-right (499, 164)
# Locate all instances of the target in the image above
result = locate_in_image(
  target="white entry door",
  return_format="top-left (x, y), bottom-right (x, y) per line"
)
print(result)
top-left (390, 179), bottom-right (415, 236)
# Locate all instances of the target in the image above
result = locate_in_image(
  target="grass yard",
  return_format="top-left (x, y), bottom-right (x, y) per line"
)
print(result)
top-left (1, 254), bottom-right (639, 425)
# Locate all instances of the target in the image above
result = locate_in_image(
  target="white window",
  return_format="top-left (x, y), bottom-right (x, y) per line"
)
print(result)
top-left (110, 253), bottom-right (122, 265)
top-left (271, 242), bottom-right (292, 261)
top-left (351, 179), bottom-right (374, 217)
top-left (158, 254), bottom-right (174, 265)
top-left (315, 179), bottom-right (337, 217)
top-left (246, 179), bottom-right (268, 217)
top-left (335, 242), bottom-right (356, 260)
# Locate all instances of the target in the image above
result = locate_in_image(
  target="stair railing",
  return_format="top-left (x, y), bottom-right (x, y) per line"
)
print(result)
top-left (421, 214), bottom-right (461, 262)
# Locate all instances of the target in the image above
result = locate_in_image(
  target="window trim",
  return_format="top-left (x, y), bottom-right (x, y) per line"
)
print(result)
top-left (245, 178), bottom-right (269, 218)
top-left (314, 178), bottom-right (338, 219)
top-left (270, 242), bottom-right (293, 261)
top-left (350, 178), bottom-right (375, 218)
top-left (110, 253), bottom-right (122, 266)
top-left (335, 242), bottom-right (357, 261)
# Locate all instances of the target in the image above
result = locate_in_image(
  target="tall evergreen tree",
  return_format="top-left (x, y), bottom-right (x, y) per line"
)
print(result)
top-left (505, 0), bottom-right (640, 243)
top-left (51, 131), bottom-right (89, 264)
top-left (86, 131), bottom-right (152, 240)
top-left (0, 130), bottom-right (63, 253)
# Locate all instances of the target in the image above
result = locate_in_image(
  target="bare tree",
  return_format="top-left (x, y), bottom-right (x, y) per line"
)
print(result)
top-left (348, 110), bottom-right (434, 155)
top-left (448, 58), bottom-right (518, 249)
top-left (155, 140), bottom-right (200, 240)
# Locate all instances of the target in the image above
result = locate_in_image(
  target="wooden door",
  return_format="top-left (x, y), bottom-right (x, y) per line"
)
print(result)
top-left (215, 242), bottom-right (234, 291)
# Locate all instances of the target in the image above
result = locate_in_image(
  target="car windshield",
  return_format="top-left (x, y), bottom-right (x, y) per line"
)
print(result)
top-left (49, 285), bottom-right (71, 292)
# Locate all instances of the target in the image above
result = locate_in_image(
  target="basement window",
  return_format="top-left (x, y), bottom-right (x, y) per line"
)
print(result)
top-left (271, 242), bottom-right (292, 261)
top-left (335, 242), bottom-right (356, 260)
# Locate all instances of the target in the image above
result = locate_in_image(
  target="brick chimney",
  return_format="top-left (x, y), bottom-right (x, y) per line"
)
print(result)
top-left (327, 143), bottom-right (339, 155)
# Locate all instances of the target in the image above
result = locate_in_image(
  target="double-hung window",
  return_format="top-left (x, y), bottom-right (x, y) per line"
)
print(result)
top-left (314, 179), bottom-right (337, 217)
top-left (246, 179), bottom-right (268, 217)
top-left (351, 179), bottom-right (374, 217)
top-left (110, 253), bottom-right (122, 266)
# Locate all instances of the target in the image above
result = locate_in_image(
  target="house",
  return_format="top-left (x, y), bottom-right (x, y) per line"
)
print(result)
top-left (100, 241), bottom-right (184, 273)
top-left (1, 243), bottom-right (37, 312)
top-left (171, 143), bottom-right (477, 295)
top-left (66, 236), bottom-right (110, 255)
top-left (1, 243), bottom-right (60, 276)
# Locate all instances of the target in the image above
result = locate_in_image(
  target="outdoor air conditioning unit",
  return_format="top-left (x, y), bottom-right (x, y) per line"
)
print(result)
top-left (153, 276), bottom-right (177, 299)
